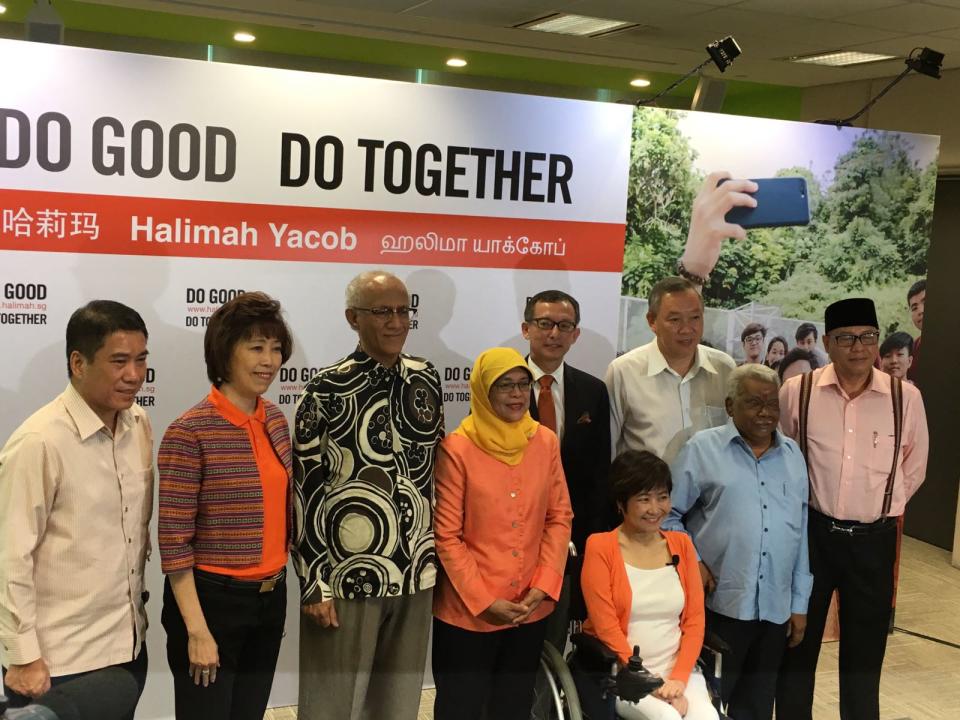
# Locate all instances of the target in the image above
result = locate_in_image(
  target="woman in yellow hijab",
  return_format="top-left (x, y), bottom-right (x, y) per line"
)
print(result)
top-left (431, 347), bottom-right (573, 720)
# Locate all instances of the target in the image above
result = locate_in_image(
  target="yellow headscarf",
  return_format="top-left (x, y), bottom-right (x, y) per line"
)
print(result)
top-left (454, 347), bottom-right (540, 466)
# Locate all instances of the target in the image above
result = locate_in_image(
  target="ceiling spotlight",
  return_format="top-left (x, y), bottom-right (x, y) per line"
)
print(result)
top-left (817, 46), bottom-right (944, 126)
top-left (638, 35), bottom-right (741, 107)
top-left (446, 57), bottom-right (467, 68)
top-left (630, 78), bottom-right (651, 88)
top-left (233, 31), bottom-right (256, 43)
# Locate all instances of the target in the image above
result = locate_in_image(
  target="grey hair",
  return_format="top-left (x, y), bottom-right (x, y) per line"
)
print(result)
top-left (648, 276), bottom-right (702, 317)
top-left (726, 363), bottom-right (780, 403)
top-left (344, 270), bottom-right (407, 308)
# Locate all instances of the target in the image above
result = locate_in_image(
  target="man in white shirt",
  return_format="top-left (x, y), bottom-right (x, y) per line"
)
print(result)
top-left (0, 300), bottom-right (153, 717)
top-left (606, 276), bottom-right (736, 465)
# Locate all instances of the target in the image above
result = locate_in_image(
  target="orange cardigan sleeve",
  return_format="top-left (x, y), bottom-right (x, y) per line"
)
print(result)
top-left (669, 531), bottom-right (706, 684)
top-left (580, 532), bottom-right (632, 664)
top-left (530, 432), bottom-right (573, 601)
top-left (433, 440), bottom-right (497, 617)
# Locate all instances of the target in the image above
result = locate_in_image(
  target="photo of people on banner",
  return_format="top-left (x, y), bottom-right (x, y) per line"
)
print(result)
top-left (618, 107), bottom-right (938, 385)
top-left (611, 106), bottom-right (936, 719)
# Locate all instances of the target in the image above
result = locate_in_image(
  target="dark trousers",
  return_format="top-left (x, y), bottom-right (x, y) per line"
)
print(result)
top-left (776, 512), bottom-right (897, 720)
top-left (2, 644), bottom-right (148, 718)
top-left (706, 609), bottom-right (787, 720)
top-left (432, 617), bottom-right (548, 720)
top-left (161, 571), bottom-right (287, 720)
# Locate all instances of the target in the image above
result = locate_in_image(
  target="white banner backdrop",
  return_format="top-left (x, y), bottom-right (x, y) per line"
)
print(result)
top-left (0, 39), bottom-right (631, 717)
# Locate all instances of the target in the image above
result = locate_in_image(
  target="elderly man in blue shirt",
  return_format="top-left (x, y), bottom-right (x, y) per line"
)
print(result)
top-left (665, 363), bottom-right (812, 720)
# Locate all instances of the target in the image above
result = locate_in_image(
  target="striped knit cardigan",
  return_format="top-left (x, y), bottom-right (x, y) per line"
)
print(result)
top-left (158, 397), bottom-right (293, 573)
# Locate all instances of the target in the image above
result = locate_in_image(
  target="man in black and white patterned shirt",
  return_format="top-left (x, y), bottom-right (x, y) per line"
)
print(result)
top-left (293, 270), bottom-right (444, 720)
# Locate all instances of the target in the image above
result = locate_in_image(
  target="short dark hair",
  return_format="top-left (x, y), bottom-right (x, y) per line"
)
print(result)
top-left (795, 322), bottom-right (818, 343)
top-left (65, 300), bottom-right (148, 378)
top-left (741, 322), bottom-right (767, 343)
top-left (204, 292), bottom-right (293, 387)
top-left (610, 450), bottom-right (673, 509)
top-left (648, 276), bottom-right (700, 317)
top-left (907, 279), bottom-right (926, 304)
top-left (880, 331), bottom-right (914, 357)
top-left (524, 290), bottom-right (580, 325)
top-left (777, 348), bottom-right (820, 383)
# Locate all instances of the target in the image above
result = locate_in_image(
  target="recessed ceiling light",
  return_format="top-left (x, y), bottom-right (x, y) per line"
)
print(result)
top-left (446, 57), bottom-right (467, 68)
top-left (0, 4), bottom-right (7, 14)
top-left (630, 78), bottom-right (651, 88)
top-left (520, 13), bottom-right (634, 37)
top-left (233, 31), bottom-right (256, 43)
top-left (788, 50), bottom-right (897, 67)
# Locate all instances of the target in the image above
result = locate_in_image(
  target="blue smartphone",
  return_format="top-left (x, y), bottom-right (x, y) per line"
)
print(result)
top-left (721, 177), bottom-right (810, 228)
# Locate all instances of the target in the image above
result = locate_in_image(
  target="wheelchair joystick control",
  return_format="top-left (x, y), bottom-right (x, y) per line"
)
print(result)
top-left (615, 646), bottom-right (664, 703)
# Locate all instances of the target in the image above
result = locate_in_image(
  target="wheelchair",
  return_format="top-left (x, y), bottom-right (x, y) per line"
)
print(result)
top-left (529, 544), bottom-right (729, 720)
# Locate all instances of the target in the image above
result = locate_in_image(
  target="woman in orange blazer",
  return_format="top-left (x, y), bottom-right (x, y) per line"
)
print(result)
top-left (432, 347), bottom-right (573, 720)
top-left (581, 450), bottom-right (717, 720)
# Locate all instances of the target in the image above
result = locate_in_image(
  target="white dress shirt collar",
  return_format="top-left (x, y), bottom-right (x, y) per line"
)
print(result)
top-left (646, 341), bottom-right (718, 380)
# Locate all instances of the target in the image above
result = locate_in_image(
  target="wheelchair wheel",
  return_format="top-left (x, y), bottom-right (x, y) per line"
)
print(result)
top-left (530, 641), bottom-right (583, 720)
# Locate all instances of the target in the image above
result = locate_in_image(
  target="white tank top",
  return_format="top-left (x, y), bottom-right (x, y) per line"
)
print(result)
top-left (624, 563), bottom-right (684, 679)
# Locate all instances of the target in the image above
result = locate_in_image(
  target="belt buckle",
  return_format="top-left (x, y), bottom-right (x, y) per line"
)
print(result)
top-left (829, 521), bottom-right (855, 535)
top-left (259, 578), bottom-right (277, 593)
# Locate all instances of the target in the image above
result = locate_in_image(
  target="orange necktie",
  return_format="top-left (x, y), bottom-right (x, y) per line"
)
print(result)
top-left (537, 375), bottom-right (557, 433)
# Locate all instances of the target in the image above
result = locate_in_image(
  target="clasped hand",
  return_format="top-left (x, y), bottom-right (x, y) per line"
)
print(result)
top-left (480, 588), bottom-right (547, 626)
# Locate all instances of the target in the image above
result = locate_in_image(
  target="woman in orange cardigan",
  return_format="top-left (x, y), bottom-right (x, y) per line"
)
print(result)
top-left (432, 347), bottom-right (573, 720)
top-left (581, 450), bottom-right (717, 720)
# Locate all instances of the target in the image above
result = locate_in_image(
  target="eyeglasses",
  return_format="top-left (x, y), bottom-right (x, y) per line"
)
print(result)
top-left (492, 380), bottom-right (533, 394)
top-left (742, 398), bottom-right (780, 413)
top-left (743, 333), bottom-right (764, 344)
top-left (530, 317), bottom-right (577, 333)
top-left (830, 331), bottom-right (880, 348)
top-left (352, 306), bottom-right (417, 321)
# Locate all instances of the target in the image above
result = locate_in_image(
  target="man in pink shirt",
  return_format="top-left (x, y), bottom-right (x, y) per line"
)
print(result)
top-left (774, 298), bottom-right (928, 720)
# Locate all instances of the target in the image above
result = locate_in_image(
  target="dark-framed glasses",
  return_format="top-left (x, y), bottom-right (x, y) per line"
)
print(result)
top-left (830, 331), bottom-right (880, 348)
top-left (530, 317), bottom-right (577, 333)
top-left (742, 397), bottom-right (780, 413)
top-left (743, 333), bottom-right (764, 345)
top-left (492, 380), bottom-right (533, 394)
top-left (352, 306), bottom-right (417, 321)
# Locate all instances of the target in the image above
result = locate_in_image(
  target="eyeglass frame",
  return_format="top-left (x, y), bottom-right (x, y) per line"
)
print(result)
top-left (742, 333), bottom-right (765, 345)
top-left (350, 306), bottom-right (418, 321)
top-left (529, 317), bottom-right (578, 334)
top-left (491, 380), bottom-right (533, 394)
top-left (828, 330), bottom-right (881, 348)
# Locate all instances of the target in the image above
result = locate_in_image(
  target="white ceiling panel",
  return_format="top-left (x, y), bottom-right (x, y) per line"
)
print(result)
top-left (72, 0), bottom-right (960, 86)
top-left (735, 0), bottom-right (908, 21)
top-left (840, 2), bottom-right (960, 33)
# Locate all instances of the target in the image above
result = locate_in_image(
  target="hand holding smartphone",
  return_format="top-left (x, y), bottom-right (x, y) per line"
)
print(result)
top-left (721, 177), bottom-right (810, 228)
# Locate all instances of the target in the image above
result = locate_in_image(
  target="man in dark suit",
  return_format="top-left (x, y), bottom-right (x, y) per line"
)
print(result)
top-left (522, 290), bottom-right (613, 553)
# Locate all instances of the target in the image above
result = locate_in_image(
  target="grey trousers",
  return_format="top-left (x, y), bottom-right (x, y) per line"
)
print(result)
top-left (298, 588), bottom-right (433, 720)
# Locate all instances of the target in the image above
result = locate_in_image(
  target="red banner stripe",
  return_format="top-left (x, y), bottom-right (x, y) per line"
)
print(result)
top-left (0, 189), bottom-right (626, 273)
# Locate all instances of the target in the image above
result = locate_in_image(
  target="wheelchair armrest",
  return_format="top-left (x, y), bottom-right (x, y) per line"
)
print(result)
top-left (570, 632), bottom-right (620, 665)
top-left (703, 630), bottom-right (731, 655)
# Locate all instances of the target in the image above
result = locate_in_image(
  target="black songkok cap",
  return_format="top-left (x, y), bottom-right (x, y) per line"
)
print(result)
top-left (824, 298), bottom-right (879, 333)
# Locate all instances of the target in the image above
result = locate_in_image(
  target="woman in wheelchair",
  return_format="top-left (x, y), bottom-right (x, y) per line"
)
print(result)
top-left (432, 348), bottom-right (573, 720)
top-left (579, 450), bottom-right (717, 720)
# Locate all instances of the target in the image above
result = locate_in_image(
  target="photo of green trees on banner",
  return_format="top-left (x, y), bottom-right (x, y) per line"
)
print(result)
top-left (619, 107), bottom-right (938, 362)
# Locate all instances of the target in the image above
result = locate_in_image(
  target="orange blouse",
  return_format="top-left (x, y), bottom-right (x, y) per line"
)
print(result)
top-left (581, 528), bottom-right (705, 683)
top-left (196, 387), bottom-right (289, 579)
top-left (433, 428), bottom-right (573, 632)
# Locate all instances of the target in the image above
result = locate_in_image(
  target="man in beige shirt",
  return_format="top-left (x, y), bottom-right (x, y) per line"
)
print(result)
top-left (606, 276), bottom-right (736, 465)
top-left (0, 300), bottom-right (153, 715)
